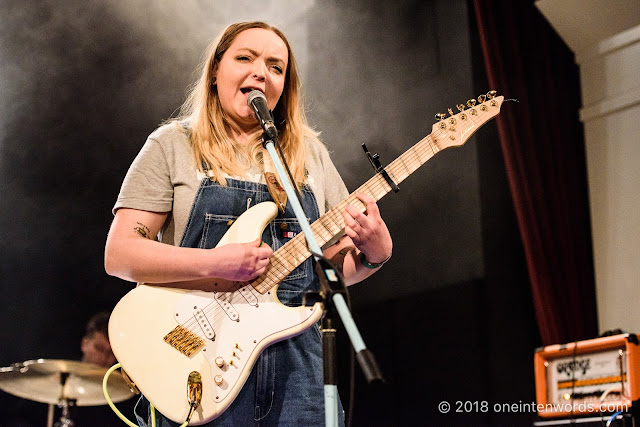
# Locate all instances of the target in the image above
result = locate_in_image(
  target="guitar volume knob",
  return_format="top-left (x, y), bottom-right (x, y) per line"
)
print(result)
top-left (214, 375), bottom-right (224, 385)
top-left (215, 357), bottom-right (225, 368)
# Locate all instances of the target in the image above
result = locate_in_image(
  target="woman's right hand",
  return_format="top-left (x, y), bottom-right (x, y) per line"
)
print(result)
top-left (105, 209), bottom-right (273, 289)
top-left (211, 238), bottom-right (273, 282)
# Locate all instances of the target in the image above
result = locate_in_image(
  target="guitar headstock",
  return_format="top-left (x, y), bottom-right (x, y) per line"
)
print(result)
top-left (431, 91), bottom-right (503, 149)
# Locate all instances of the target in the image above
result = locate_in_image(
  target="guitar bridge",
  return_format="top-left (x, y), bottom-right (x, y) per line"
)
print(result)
top-left (163, 325), bottom-right (205, 357)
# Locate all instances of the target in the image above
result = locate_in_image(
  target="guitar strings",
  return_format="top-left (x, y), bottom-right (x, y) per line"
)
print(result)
top-left (253, 107), bottom-right (485, 293)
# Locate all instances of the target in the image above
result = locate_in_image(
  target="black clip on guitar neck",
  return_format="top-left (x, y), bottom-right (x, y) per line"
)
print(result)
top-left (361, 143), bottom-right (399, 193)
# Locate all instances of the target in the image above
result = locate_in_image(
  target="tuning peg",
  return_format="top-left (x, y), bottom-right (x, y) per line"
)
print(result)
top-left (486, 90), bottom-right (497, 99)
top-left (466, 99), bottom-right (476, 108)
top-left (477, 94), bottom-right (487, 103)
top-left (435, 113), bottom-right (446, 121)
top-left (456, 104), bottom-right (466, 112)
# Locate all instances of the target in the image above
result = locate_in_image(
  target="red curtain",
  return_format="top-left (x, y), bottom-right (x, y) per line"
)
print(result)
top-left (472, 0), bottom-right (598, 345)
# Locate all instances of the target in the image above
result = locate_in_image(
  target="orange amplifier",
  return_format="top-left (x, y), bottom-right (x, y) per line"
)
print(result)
top-left (534, 333), bottom-right (640, 418)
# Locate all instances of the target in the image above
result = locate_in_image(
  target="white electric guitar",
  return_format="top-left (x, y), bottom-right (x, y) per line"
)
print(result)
top-left (109, 93), bottom-right (504, 425)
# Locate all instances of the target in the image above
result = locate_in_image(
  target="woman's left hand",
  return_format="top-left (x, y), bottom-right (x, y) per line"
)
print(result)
top-left (344, 192), bottom-right (393, 264)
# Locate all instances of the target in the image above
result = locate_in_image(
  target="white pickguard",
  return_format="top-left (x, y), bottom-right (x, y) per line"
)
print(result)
top-left (174, 286), bottom-right (319, 405)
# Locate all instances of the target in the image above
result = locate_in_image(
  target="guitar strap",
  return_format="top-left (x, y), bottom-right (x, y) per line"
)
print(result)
top-left (261, 147), bottom-right (287, 214)
top-left (180, 119), bottom-right (288, 212)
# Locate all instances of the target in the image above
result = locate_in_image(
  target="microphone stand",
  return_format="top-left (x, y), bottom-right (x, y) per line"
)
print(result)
top-left (260, 133), bottom-right (383, 427)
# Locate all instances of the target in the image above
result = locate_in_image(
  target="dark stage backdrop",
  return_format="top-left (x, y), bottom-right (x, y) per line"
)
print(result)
top-left (0, 0), bottom-right (539, 425)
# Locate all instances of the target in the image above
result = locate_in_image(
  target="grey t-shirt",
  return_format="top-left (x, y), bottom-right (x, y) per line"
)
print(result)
top-left (114, 123), bottom-right (349, 246)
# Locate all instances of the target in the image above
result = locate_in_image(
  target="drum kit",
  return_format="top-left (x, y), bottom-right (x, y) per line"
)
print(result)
top-left (0, 358), bottom-right (136, 426)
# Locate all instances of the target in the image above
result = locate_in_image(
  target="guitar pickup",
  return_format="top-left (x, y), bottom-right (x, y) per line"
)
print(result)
top-left (215, 292), bottom-right (240, 321)
top-left (194, 308), bottom-right (215, 340)
top-left (237, 285), bottom-right (259, 307)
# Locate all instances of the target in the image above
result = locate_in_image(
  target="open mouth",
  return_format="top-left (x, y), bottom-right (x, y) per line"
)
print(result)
top-left (241, 87), bottom-right (262, 95)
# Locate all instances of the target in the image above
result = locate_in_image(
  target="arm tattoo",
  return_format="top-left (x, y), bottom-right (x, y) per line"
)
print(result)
top-left (330, 245), bottom-right (356, 271)
top-left (134, 222), bottom-right (152, 239)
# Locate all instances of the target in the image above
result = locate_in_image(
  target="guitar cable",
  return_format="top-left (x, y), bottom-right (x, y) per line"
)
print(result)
top-left (103, 362), bottom-right (189, 427)
top-left (102, 363), bottom-right (139, 427)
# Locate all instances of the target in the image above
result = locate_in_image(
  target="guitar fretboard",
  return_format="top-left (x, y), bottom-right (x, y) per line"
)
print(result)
top-left (251, 133), bottom-right (440, 294)
top-left (250, 93), bottom-right (504, 294)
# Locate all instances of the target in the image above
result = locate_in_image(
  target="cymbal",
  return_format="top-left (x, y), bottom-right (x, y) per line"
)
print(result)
top-left (0, 359), bottom-right (136, 406)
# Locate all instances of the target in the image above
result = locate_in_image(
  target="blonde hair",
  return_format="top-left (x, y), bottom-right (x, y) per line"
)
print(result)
top-left (178, 21), bottom-right (318, 186)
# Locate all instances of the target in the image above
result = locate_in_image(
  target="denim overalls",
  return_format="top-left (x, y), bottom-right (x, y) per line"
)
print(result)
top-left (136, 177), bottom-right (344, 426)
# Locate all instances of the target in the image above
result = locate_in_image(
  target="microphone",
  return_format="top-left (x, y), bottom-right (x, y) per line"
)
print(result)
top-left (247, 90), bottom-right (278, 140)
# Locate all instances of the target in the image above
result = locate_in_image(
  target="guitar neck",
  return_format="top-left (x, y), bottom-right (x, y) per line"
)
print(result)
top-left (251, 134), bottom-right (439, 294)
top-left (251, 93), bottom-right (504, 294)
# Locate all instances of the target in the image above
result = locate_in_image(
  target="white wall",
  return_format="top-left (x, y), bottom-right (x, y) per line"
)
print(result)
top-left (536, 1), bottom-right (640, 334)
